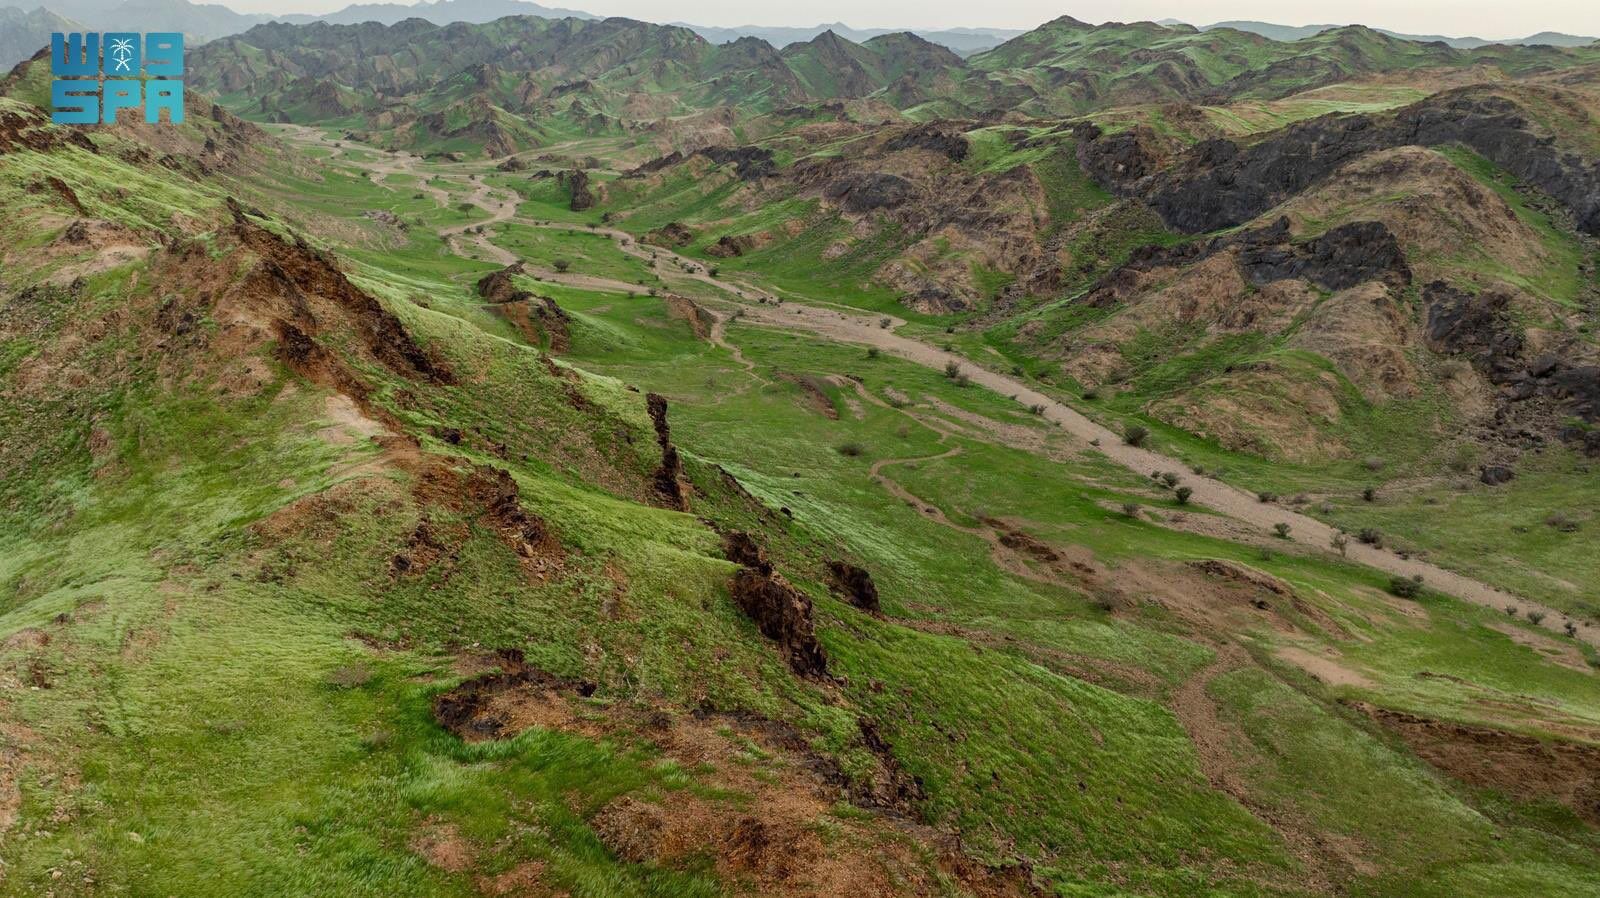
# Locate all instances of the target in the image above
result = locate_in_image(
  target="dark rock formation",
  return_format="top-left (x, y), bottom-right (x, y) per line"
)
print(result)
top-left (559, 168), bottom-right (595, 211)
top-left (884, 124), bottom-right (969, 161)
top-left (822, 172), bottom-right (918, 213)
top-left (1089, 89), bottom-right (1600, 236)
top-left (704, 234), bottom-right (757, 257)
top-left (475, 261), bottom-right (532, 304)
top-left (697, 145), bottom-right (776, 180)
top-left (646, 393), bottom-right (689, 511)
top-left (1085, 217), bottom-right (1410, 307)
top-left (645, 221), bottom-right (694, 247)
top-left (826, 560), bottom-right (881, 613)
top-left (728, 567), bottom-right (828, 677)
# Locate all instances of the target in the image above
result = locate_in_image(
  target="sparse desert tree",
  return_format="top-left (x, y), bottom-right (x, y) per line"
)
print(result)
top-left (1175, 486), bottom-right (1193, 505)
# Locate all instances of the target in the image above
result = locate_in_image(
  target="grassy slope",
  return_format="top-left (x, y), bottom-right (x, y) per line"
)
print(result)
top-left (3, 97), bottom-right (1599, 898)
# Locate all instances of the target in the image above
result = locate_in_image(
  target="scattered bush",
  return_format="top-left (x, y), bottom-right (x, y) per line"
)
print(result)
top-left (1175, 486), bottom-right (1193, 505)
top-left (879, 317), bottom-right (892, 329)
top-left (954, 374), bottom-right (971, 388)
top-left (1505, 604), bottom-right (1519, 617)
top-left (1257, 491), bottom-right (1277, 504)
top-left (1362, 486), bottom-right (1377, 502)
top-left (1123, 424), bottom-right (1149, 447)
top-left (1028, 404), bottom-right (1045, 415)
top-left (836, 442), bottom-right (865, 458)
top-left (944, 361), bottom-right (961, 379)
top-left (1011, 365), bottom-right (1025, 377)
top-left (1161, 472), bottom-right (1180, 488)
top-left (553, 258), bottom-right (572, 273)
top-left (1528, 610), bottom-right (1547, 625)
top-left (1274, 522), bottom-right (1292, 539)
top-left (1357, 527), bottom-right (1383, 547)
top-left (1331, 532), bottom-right (1349, 556)
top-left (1564, 621), bottom-right (1578, 637)
top-left (1388, 575), bottom-right (1423, 599)
top-left (1121, 502), bottom-right (1141, 518)
top-left (1082, 386), bottom-right (1101, 401)
top-left (1363, 456), bottom-right (1385, 472)
top-left (1545, 512), bottom-right (1580, 532)
top-left (865, 347), bottom-right (880, 360)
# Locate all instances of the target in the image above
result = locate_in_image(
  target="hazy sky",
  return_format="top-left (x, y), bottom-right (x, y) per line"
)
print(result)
top-left (235, 0), bottom-right (1600, 39)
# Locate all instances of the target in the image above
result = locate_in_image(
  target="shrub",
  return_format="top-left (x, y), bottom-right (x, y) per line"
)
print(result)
top-left (1175, 486), bottom-right (1193, 505)
top-left (1028, 404), bottom-right (1045, 415)
top-left (1363, 456), bottom-right (1385, 472)
top-left (1162, 472), bottom-right (1181, 487)
top-left (1274, 523), bottom-right (1292, 539)
top-left (1082, 386), bottom-right (1101, 401)
top-left (1505, 604), bottom-right (1519, 617)
top-left (1121, 502), bottom-right (1141, 518)
top-left (1257, 491), bottom-right (1277, 504)
top-left (1545, 512), bottom-right (1580, 532)
top-left (1528, 610), bottom-right (1547, 625)
top-left (955, 374), bottom-right (971, 388)
top-left (1362, 486), bottom-right (1377, 502)
top-left (1357, 527), bottom-right (1383, 547)
top-left (1388, 575), bottom-right (1422, 599)
top-left (866, 347), bottom-right (880, 359)
top-left (945, 325), bottom-right (955, 334)
top-left (1123, 424), bottom-right (1149, 447)
top-left (944, 361), bottom-right (961, 379)
top-left (836, 442), bottom-right (865, 457)
top-left (1330, 532), bottom-right (1348, 556)
top-left (879, 317), bottom-right (892, 329)
top-left (1564, 621), bottom-right (1578, 637)
top-left (553, 258), bottom-right (572, 273)
top-left (1011, 365), bottom-right (1025, 377)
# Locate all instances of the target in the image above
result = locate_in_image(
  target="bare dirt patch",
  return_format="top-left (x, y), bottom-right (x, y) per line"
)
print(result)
top-left (1352, 702), bottom-right (1600, 824)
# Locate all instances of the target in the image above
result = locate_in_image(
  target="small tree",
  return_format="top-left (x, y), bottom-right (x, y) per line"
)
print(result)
top-left (1528, 610), bottom-right (1547, 625)
top-left (1274, 522), bottom-right (1292, 539)
top-left (1504, 604), bottom-right (1519, 617)
top-left (1162, 472), bottom-right (1181, 488)
top-left (1124, 424), bottom-right (1149, 447)
top-left (944, 361), bottom-right (961, 379)
top-left (1331, 532), bottom-right (1349, 557)
top-left (1175, 486), bottom-right (1193, 506)
top-left (553, 258), bottom-right (572, 273)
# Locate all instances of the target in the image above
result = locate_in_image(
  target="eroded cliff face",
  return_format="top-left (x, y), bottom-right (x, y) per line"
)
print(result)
top-left (1082, 87), bottom-right (1600, 237)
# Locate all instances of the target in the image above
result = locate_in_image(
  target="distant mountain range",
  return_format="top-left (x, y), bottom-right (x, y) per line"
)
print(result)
top-left (1, 0), bottom-right (1596, 71)
top-left (671, 22), bottom-right (1024, 56)
top-left (1189, 19), bottom-right (1598, 49)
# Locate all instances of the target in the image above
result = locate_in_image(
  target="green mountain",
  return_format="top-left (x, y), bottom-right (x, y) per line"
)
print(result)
top-left (5, 11), bottom-right (1600, 898)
